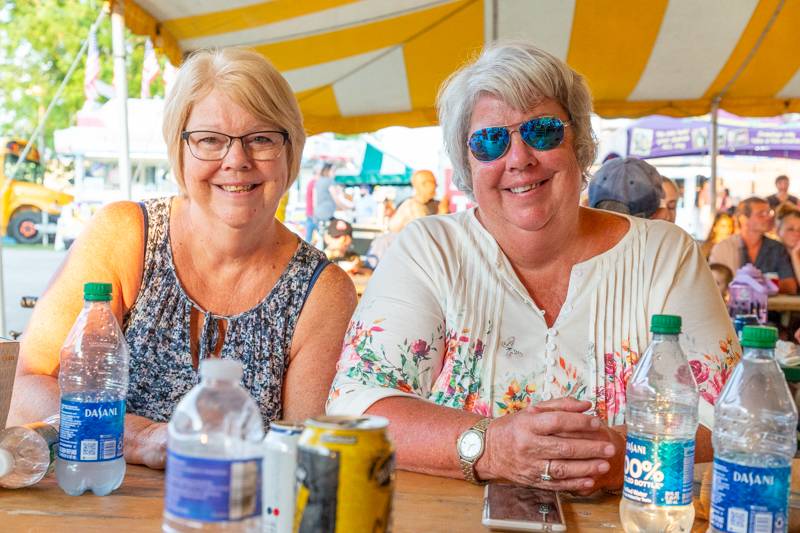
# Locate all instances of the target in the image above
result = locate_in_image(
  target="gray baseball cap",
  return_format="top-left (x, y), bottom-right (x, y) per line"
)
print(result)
top-left (588, 157), bottom-right (664, 218)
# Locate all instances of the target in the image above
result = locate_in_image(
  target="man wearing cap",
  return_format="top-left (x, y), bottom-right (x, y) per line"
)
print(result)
top-left (588, 157), bottom-right (669, 220)
top-left (324, 218), bottom-right (362, 274)
top-left (710, 197), bottom-right (797, 294)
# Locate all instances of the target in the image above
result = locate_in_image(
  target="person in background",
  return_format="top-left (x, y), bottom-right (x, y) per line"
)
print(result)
top-left (700, 212), bottom-right (737, 259)
top-left (709, 263), bottom-right (733, 303)
top-left (776, 204), bottom-right (800, 284)
top-left (388, 169), bottom-right (440, 233)
top-left (324, 218), bottom-right (362, 274)
top-left (588, 157), bottom-right (665, 220)
top-left (313, 163), bottom-right (352, 235)
top-left (304, 164), bottom-right (323, 243)
top-left (767, 174), bottom-right (798, 210)
top-left (328, 41), bottom-right (737, 493)
top-left (8, 48), bottom-right (357, 469)
top-left (710, 197), bottom-right (796, 294)
top-left (354, 185), bottom-right (378, 225)
top-left (660, 177), bottom-right (679, 223)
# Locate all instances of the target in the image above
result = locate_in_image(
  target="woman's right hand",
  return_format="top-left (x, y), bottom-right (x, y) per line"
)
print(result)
top-left (476, 398), bottom-right (616, 491)
top-left (124, 419), bottom-right (168, 469)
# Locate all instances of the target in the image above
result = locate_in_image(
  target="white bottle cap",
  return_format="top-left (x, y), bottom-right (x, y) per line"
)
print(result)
top-left (199, 358), bottom-right (243, 381)
top-left (0, 448), bottom-right (14, 478)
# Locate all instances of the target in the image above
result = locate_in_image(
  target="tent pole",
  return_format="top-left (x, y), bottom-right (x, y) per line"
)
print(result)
top-left (710, 97), bottom-right (720, 224)
top-left (111, 1), bottom-right (131, 200)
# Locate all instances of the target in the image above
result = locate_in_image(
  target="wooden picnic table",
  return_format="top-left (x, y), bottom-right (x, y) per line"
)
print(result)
top-left (0, 464), bottom-right (721, 532)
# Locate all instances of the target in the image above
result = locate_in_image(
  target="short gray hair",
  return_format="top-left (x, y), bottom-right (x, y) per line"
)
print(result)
top-left (437, 41), bottom-right (597, 196)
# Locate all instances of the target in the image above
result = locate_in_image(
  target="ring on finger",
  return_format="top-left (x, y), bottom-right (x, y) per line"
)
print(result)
top-left (540, 459), bottom-right (553, 482)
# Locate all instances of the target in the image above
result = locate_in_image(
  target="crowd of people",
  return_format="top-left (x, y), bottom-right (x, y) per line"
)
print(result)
top-left (8, 41), bottom-right (770, 494)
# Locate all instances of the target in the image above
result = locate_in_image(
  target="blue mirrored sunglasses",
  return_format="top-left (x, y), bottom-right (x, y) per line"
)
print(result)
top-left (467, 116), bottom-right (570, 162)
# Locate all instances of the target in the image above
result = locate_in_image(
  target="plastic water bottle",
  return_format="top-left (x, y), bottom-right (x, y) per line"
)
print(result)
top-left (0, 415), bottom-right (59, 488)
top-left (163, 359), bottom-right (264, 533)
top-left (710, 326), bottom-right (797, 533)
top-left (620, 314), bottom-right (698, 532)
top-left (56, 282), bottom-right (129, 496)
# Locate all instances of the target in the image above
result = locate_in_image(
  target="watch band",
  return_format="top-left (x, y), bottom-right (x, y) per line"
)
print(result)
top-left (458, 417), bottom-right (491, 485)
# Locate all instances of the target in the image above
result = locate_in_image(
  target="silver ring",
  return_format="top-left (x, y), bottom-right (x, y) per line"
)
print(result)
top-left (540, 459), bottom-right (553, 482)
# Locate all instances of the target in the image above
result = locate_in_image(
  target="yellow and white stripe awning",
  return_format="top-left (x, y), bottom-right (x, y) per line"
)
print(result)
top-left (119, 0), bottom-right (800, 133)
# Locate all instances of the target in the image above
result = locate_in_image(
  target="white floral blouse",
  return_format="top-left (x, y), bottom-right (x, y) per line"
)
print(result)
top-left (327, 209), bottom-right (740, 428)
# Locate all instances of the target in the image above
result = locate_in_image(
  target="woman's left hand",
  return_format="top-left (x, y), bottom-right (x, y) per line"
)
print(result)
top-left (529, 400), bottom-right (626, 494)
top-left (555, 424), bottom-right (626, 494)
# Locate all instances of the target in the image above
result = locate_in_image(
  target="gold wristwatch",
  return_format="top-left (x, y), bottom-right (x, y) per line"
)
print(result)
top-left (456, 417), bottom-right (491, 485)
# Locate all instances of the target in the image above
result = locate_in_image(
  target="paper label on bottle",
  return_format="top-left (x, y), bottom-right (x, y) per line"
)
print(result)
top-left (622, 434), bottom-right (695, 506)
top-left (710, 457), bottom-right (790, 533)
top-left (165, 450), bottom-right (262, 523)
top-left (57, 399), bottom-right (125, 462)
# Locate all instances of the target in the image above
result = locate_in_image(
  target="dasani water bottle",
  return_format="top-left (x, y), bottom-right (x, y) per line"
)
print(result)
top-left (163, 358), bottom-right (264, 532)
top-left (56, 282), bottom-right (129, 496)
top-left (710, 325), bottom-right (796, 533)
top-left (620, 314), bottom-right (698, 532)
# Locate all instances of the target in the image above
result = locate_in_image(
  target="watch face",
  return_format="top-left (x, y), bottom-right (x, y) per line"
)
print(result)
top-left (459, 430), bottom-right (483, 460)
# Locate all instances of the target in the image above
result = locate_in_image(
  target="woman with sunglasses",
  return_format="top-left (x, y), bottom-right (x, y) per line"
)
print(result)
top-left (328, 42), bottom-right (737, 493)
top-left (9, 48), bottom-right (356, 468)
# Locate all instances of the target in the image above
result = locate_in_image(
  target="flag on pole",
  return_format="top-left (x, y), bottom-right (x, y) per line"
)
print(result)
top-left (84, 27), bottom-right (101, 103)
top-left (140, 38), bottom-right (161, 98)
top-left (162, 61), bottom-right (178, 98)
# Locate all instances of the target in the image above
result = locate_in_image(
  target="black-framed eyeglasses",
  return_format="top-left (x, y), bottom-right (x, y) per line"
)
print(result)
top-left (181, 130), bottom-right (289, 161)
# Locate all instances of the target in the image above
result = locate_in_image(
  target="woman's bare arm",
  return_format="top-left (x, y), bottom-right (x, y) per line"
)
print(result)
top-left (282, 264), bottom-right (357, 422)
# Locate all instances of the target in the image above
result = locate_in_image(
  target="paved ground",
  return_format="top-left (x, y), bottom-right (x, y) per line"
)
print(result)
top-left (2, 245), bottom-right (67, 337)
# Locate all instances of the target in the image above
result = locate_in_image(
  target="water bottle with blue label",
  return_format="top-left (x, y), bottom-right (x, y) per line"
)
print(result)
top-left (56, 282), bottom-right (129, 496)
top-left (620, 314), bottom-right (699, 532)
top-left (163, 358), bottom-right (264, 533)
top-left (710, 325), bottom-right (797, 533)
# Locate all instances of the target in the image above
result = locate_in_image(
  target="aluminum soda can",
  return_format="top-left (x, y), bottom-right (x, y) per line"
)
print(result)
top-left (294, 415), bottom-right (394, 533)
top-left (263, 421), bottom-right (303, 533)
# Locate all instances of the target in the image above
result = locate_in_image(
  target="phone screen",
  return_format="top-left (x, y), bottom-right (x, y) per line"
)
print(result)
top-left (487, 484), bottom-right (564, 525)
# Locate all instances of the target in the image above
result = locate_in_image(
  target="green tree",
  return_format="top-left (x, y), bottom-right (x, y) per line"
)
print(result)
top-left (0, 0), bottom-right (166, 152)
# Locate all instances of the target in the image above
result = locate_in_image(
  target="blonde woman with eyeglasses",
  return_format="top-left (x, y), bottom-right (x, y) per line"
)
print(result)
top-left (9, 49), bottom-right (356, 469)
top-left (327, 41), bottom-right (738, 494)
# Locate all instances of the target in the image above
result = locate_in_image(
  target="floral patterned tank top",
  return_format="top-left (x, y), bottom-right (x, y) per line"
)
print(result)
top-left (123, 197), bottom-right (329, 428)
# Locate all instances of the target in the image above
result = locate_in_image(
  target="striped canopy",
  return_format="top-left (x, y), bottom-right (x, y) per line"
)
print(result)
top-left (121, 0), bottom-right (800, 134)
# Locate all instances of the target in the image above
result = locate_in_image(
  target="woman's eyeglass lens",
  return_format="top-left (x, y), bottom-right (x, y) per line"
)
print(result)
top-left (468, 117), bottom-right (568, 162)
top-left (182, 130), bottom-right (288, 161)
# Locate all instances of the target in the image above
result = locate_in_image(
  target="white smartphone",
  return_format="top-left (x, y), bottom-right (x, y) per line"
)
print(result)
top-left (482, 483), bottom-right (567, 532)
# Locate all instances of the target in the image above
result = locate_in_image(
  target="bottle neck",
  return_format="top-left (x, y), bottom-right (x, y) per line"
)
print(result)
top-left (651, 332), bottom-right (679, 342)
top-left (83, 299), bottom-right (111, 308)
top-left (742, 345), bottom-right (775, 360)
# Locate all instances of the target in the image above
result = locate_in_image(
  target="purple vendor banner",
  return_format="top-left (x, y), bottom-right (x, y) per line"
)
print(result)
top-left (627, 115), bottom-right (800, 160)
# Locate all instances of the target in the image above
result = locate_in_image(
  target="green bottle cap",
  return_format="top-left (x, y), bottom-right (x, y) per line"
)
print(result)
top-left (650, 314), bottom-right (681, 334)
top-left (84, 282), bottom-right (112, 302)
top-left (740, 325), bottom-right (777, 349)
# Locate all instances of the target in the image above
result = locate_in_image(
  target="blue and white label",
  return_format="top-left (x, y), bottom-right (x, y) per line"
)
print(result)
top-left (710, 458), bottom-right (790, 533)
top-left (58, 399), bottom-right (125, 462)
top-left (622, 434), bottom-right (694, 506)
top-left (165, 450), bottom-right (262, 523)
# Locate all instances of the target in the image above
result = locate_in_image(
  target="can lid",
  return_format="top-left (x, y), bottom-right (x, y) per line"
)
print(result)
top-left (741, 325), bottom-right (777, 349)
top-left (84, 282), bottom-right (112, 302)
top-left (650, 314), bottom-right (681, 334)
top-left (0, 448), bottom-right (14, 478)
top-left (199, 358), bottom-right (243, 381)
top-left (269, 421), bottom-right (304, 434)
top-left (305, 415), bottom-right (389, 431)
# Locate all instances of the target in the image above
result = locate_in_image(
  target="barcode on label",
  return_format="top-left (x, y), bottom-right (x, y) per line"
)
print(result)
top-left (228, 460), bottom-right (259, 520)
top-left (80, 439), bottom-right (98, 461)
top-left (753, 512), bottom-right (773, 533)
top-left (727, 508), bottom-right (748, 533)
top-left (102, 439), bottom-right (116, 460)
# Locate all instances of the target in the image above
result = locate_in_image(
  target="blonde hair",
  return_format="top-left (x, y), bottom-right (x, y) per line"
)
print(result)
top-left (437, 41), bottom-right (597, 196)
top-left (162, 48), bottom-right (305, 192)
